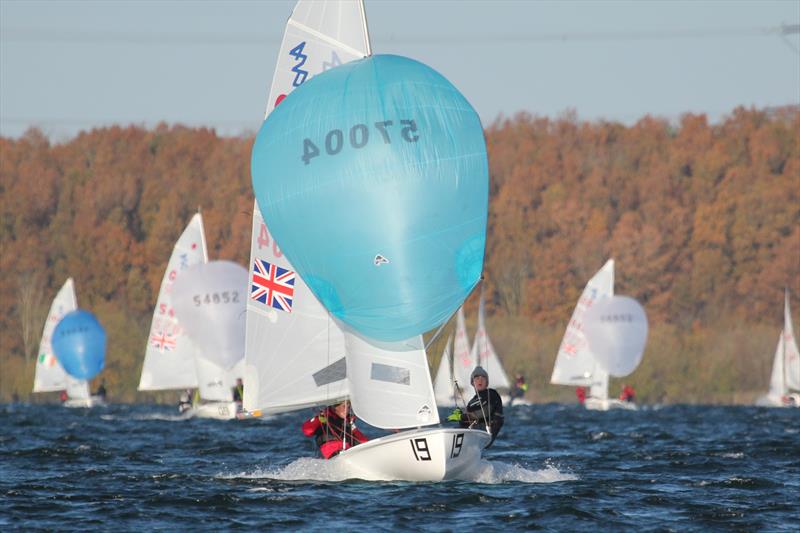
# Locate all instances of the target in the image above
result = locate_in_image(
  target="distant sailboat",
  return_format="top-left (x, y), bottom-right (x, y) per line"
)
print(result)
top-left (138, 213), bottom-right (241, 420)
top-left (451, 307), bottom-right (476, 399)
top-left (550, 259), bottom-right (636, 411)
top-left (470, 289), bottom-right (511, 391)
top-left (432, 335), bottom-right (456, 407)
top-left (757, 289), bottom-right (800, 407)
top-left (32, 278), bottom-right (103, 408)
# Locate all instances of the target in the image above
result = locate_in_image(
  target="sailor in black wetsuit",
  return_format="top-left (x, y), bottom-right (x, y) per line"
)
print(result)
top-left (448, 366), bottom-right (504, 447)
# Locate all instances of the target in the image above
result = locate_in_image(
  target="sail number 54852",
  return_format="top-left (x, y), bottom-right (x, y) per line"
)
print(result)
top-left (302, 120), bottom-right (419, 165)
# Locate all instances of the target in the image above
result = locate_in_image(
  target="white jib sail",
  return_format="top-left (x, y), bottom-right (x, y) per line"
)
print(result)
top-left (194, 356), bottom-right (234, 402)
top-left (433, 335), bottom-right (456, 407)
top-left (782, 289), bottom-right (800, 391)
top-left (469, 289), bottom-right (511, 389)
top-left (768, 333), bottom-right (786, 399)
top-left (550, 259), bottom-right (615, 396)
top-left (346, 333), bottom-right (440, 429)
top-left (33, 278), bottom-right (90, 399)
top-left (244, 0), bottom-right (371, 414)
top-left (451, 307), bottom-right (475, 397)
top-left (770, 289), bottom-right (800, 397)
top-left (138, 213), bottom-right (207, 391)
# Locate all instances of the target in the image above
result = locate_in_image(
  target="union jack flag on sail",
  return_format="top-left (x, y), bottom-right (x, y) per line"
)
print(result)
top-left (151, 330), bottom-right (177, 352)
top-left (251, 259), bottom-right (296, 312)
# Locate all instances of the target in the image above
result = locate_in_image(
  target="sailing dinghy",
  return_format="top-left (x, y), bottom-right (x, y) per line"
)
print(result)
top-left (32, 278), bottom-right (104, 408)
top-left (244, 0), bottom-right (493, 481)
top-left (138, 213), bottom-right (242, 420)
top-left (757, 289), bottom-right (800, 407)
top-left (550, 260), bottom-right (637, 411)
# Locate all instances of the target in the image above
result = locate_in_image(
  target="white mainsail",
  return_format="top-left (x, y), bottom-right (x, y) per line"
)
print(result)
top-left (469, 289), bottom-right (511, 389)
top-left (32, 278), bottom-right (91, 399)
top-left (767, 289), bottom-right (800, 400)
top-left (433, 335), bottom-right (456, 407)
top-left (550, 259), bottom-right (615, 401)
top-left (243, 0), bottom-right (370, 414)
top-left (138, 213), bottom-right (207, 391)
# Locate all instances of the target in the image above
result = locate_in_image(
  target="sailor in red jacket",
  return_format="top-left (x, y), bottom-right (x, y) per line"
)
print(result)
top-left (302, 400), bottom-right (368, 459)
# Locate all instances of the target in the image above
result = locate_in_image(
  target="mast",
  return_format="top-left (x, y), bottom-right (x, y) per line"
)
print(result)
top-left (358, 0), bottom-right (372, 56)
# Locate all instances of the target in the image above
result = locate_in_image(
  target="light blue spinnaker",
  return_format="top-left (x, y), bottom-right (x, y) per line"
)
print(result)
top-left (251, 54), bottom-right (488, 341)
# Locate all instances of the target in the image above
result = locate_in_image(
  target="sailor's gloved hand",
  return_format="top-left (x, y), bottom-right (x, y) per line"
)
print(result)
top-left (447, 408), bottom-right (462, 422)
top-left (318, 414), bottom-right (327, 424)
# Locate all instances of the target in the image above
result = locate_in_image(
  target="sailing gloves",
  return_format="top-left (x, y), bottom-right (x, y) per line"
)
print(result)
top-left (447, 408), bottom-right (462, 422)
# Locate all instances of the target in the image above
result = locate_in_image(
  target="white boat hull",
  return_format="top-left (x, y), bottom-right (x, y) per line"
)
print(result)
top-left (184, 401), bottom-right (240, 420)
top-left (756, 393), bottom-right (800, 408)
top-left (501, 394), bottom-right (532, 407)
top-left (63, 395), bottom-right (105, 408)
top-left (334, 427), bottom-right (491, 481)
top-left (584, 398), bottom-right (638, 411)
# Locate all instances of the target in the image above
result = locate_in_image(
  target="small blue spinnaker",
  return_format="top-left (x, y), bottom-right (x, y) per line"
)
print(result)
top-left (52, 309), bottom-right (106, 380)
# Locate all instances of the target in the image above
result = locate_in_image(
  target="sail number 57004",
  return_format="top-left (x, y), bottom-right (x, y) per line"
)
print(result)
top-left (302, 120), bottom-right (419, 165)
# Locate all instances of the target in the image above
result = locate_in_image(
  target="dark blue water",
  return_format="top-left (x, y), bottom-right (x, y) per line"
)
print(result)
top-left (1, 403), bottom-right (798, 530)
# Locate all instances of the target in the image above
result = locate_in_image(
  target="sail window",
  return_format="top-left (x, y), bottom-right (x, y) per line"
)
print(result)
top-left (370, 363), bottom-right (410, 385)
top-left (312, 357), bottom-right (347, 387)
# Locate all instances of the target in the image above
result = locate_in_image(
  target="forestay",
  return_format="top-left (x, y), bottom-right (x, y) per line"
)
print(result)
top-left (138, 213), bottom-right (207, 391)
top-left (469, 289), bottom-right (511, 389)
top-left (243, 0), bottom-right (370, 414)
top-left (33, 278), bottom-right (90, 399)
top-left (550, 259), bottom-right (615, 394)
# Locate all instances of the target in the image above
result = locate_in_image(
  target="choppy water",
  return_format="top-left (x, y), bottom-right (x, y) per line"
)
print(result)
top-left (1, 403), bottom-right (798, 530)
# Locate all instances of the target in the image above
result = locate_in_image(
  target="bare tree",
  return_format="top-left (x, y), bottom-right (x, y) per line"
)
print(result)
top-left (17, 272), bottom-right (46, 363)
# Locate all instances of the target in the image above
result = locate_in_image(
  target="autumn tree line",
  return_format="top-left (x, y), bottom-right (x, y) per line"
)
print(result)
top-left (1, 106), bottom-right (798, 404)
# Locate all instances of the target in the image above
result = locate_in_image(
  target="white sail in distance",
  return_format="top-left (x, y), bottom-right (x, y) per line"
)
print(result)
top-left (550, 259), bottom-right (615, 400)
top-left (433, 335), bottom-right (456, 407)
top-left (469, 289), bottom-right (511, 389)
top-left (768, 289), bottom-right (800, 399)
top-left (32, 278), bottom-right (91, 399)
top-left (138, 213), bottom-right (207, 391)
top-left (451, 306), bottom-right (476, 398)
top-left (244, 0), bottom-right (371, 414)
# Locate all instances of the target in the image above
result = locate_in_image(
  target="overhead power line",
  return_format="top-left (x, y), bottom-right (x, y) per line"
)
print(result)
top-left (0, 23), bottom-right (797, 45)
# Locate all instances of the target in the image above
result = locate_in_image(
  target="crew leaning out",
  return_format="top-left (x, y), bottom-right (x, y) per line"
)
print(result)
top-left (302, 400), bottom-right (369, 459)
